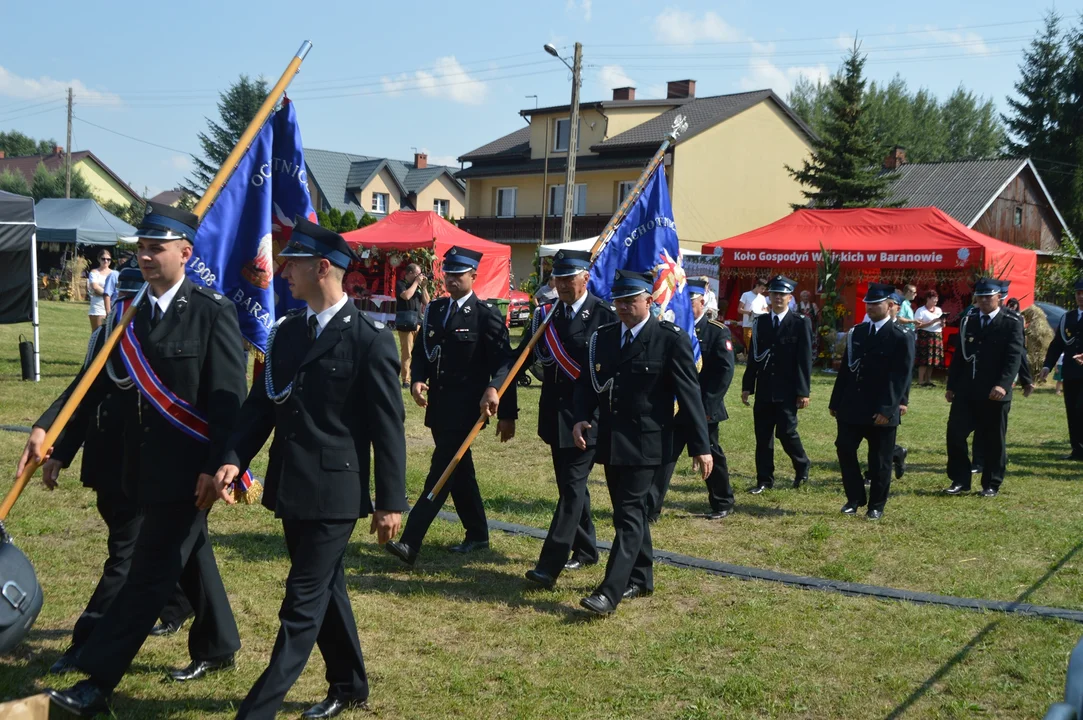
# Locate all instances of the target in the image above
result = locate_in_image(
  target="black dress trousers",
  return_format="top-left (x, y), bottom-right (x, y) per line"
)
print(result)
top-left (947, 398), bottom-right (1011, 491)
top-left (401, 427), bottom-right (488, 550)
top-left (836, 420), bottom-right (897, 512)
top-left (753, 400), bottom-right (810, 486)
top-left (235, 519), bottom-right (367, 719)
top-left (535, 445), bottom-right (599, 577)
top-left (76, 503), bottom-right (241, 692)
top-left (648, 423), bottom-right (733, 519)
top-left (598, 465), bottom-right (655, 606)
top-left (1065, 379), bottom-right (1083, 458)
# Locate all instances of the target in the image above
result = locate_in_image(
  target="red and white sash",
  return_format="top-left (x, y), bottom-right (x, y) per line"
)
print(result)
top-left (540, 303), bottom-right (581, 381)
top-left (114, 298), bottom-right (254, 491)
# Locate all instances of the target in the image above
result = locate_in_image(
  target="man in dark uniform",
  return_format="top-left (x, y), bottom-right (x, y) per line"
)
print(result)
top-left (741, 275), bottom-right (813, 493)
top-left (647, 278), bottom-right (735, 521)
top-left (25, 265), bottom-right (191, 675)
top-left (830, 284), bottom-right (914, 519)
top-left (864, 292), bottom-right (912, 484)
top-left (26, 202), bottom-right (245, 716)
top-left (944, 278), bottom-right (1025, 497)
top-left (572, 270), bottom-right (711, 616)
top-left (386, 246), bottom-right (516, 565)
top-left (522, 249), bottom-right (615, 590)
top-left (210, 219), bottom-right (408, 719)
top-left (1041, 277), bottom-right (1083, 461)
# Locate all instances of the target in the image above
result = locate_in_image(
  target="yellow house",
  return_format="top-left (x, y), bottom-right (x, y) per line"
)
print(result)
top-left (456, 82), bottom-right (816, 284)
top-left (0, 148), bottom-right (140, 207)
top-left (304, 148), bottom-right (465, 223)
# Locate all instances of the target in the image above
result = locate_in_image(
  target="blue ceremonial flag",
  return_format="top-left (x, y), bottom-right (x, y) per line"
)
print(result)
top-left (587, 166), bottom-right (699, 360)
top-left (187, 99), bottom-right (315, 354)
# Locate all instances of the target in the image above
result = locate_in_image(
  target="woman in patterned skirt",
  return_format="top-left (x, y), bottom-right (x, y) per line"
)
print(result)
top-left (914, 290), bottom-right (944, 386)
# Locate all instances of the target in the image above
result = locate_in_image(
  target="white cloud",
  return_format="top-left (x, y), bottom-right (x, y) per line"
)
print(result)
top-left (168, 154), bottom-right (190, 171)
top-left (566, 0), bottom-right (592, 22)
top-left (739, 59), bottom-right (832, 96)
top-left (920, 26), bottom-right (991, 56)
top-left (654, 8), bottom-right (743, 45)
top-left (426, 154), bottom-right (460, 168)
top-left (599, 65), bottom-right (635, 90)
top-left (0, 66), bottom-right (121, 105)
top-left (381, 56), bottom-right (487, 105)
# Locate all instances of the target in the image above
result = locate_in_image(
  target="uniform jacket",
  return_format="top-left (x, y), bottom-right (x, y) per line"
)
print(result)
top-left (1005, 307), bottom-right (1034, 387)
top-left (521, 293), bottom-right (617, 449)
top-left (221, 302), bottom-right (408, 521)
top-left (38, 327), bottom-right (134, 493)
top-left (1044, 307), bottom-right (1083, 382)
top-left (694, 314), bottom-right (735, 423)
top-left (829, 320), bottom-right (915, 426)
top-left (411, 293), bottom-right (517, 432)
top-left (947, 308), bottom-right (1025, 402)
top-left (742, 310), bottom-right (813, 402)
top-left (37, 278), bottom-right (246, 505)
top-left (575, 317), bottom-right (709, 466)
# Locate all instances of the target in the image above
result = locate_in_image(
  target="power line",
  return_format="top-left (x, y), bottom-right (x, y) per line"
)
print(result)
top-left (0, 104), bottom-right (65, 124)
top-left (0, 96), bottom-right (67, 115)
top-left (72, 115), bottom-right (191, 155)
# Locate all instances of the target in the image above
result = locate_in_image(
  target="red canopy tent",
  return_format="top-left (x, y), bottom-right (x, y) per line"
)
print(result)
top-left (702, 206), bottom-right (1037, 318)
top-left (342, 211), bottom-right (511, 301)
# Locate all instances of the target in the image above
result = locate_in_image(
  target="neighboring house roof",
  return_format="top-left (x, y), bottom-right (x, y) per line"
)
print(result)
top-left (456, 153), bottom-right (652, 179)
top-left (148, 189), bottom-right (186, 206)
top-left (459, 127), bottom-right (531, 163)
top-left (520, 97), bottom-right (687, 118)
top-left (459, 90), bottom-right (816, 165)
top-left (304, 147), bottom-right (464, 216)
top-left (592, 90), bottom-right (815, 151)
top-left (883, 158), bottom-right (1072, 236)
top-left (0, 150), bottom-right (139, 202)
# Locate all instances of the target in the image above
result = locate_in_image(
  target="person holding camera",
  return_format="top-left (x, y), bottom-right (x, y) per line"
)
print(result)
top-left (396, 263), bottom-right (430, 389)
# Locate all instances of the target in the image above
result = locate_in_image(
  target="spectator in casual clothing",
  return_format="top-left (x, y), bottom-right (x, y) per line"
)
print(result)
top-left (87, 249), bottom-right (114, 331)
top-left (738, 278), bottom-right (769, 359)
top-left (914, 290), bottom-right (945, 386)
top-left (896, 284), bottom-right (917, 332)
top-left (395, 263), bottom-right (430, 388)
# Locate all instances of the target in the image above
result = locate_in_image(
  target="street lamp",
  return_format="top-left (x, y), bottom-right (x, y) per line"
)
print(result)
top-left (544, 42), bottom-right (582, 245)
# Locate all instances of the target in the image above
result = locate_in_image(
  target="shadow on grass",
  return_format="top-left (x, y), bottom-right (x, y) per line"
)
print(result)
top-left (213, 532), bottom-right (287, 563)
top-left (348, 544), bottom-right (588, 622)
top-left (883, 536), bottom-right (1083, 719)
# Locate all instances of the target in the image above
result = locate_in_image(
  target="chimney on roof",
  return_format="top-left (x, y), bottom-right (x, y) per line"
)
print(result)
top-left (612, 87), bottom-right (636, 101)
top-left (666, 80), bottom-right (696, 99)
top-left (883, 145), bottom-right (907, 170)
top-left (414, 152), bottom-right (428, 169)
top-left (54, 145), bottom-right (64, 156)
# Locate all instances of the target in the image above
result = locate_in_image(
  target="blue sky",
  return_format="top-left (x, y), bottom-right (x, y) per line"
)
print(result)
top-left (1, 0), bottom-right (1078, 198)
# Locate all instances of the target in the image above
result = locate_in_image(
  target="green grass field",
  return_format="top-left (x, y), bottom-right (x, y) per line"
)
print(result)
top-left (1, 300), bottom-right (1082, 718)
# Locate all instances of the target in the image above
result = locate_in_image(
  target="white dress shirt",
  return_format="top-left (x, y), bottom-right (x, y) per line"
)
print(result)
top-left (563, 291), bottom-right (588, 318)
top-left (149, 276), bottom-right (186, 316)
top-left (305, 293), bottom-right (350, 339)
top-left (445, 291), bottom-right (474, 324)
top-left (621, 316), bottom-right (650, 346)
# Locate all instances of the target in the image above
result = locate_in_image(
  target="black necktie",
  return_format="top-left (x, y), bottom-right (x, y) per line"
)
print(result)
top-left (445, 300), bottom-right (458, 327)
top-left (150, 303), bottom-right (162, 328)
top-left (981, 315), bottom-right (990, 330)
top-left (623, 329), bottom-right (632, 348)
top-left (307, 314), bottom-right (319, 341)
top-left (773, 315), bottom-right (780, 331)
top-left (566, 304), bottom-right (574, 320)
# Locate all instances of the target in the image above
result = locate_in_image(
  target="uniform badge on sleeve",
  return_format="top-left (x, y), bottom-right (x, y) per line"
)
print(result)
top-left (726, 340), bottom-right (733, 351)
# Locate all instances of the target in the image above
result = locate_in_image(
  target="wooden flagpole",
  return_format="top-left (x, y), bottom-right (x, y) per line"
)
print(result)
top-left (425, 122), bottom-right (688, 503)
top-left (1, 41), bottom-right (314, 521)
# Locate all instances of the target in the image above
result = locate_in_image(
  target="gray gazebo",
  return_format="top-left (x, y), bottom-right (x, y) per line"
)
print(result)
top-left (0, 191), bottom-right (39, 380)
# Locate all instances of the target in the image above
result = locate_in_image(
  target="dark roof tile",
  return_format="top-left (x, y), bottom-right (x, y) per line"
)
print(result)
top-left (882, 158), bottom-right (1027, 225)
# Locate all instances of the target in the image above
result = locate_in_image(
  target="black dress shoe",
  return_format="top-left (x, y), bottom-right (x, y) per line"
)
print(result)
top-left (525, 569), bottom-right (556, 589)
top-left (168, 655), bottom-right (235, 682)
top-left (867, 509), bottom-right (883, 520)
top-left (1060, 454), bottom-right (1083, 461)
top-left (944, 485), bottom-right (968, 495)
top-left (301, 695), bottom-right (369, 719)
top-left (749, 484), bottom-right (770, 495)
top-left (564, 558), bottom-right (596, 571)
top-left (449, 539), bottom-right (489, 554)
top-left (579, 593), bottom-right (616, 616)
top-left (894, 447), bottom-right (908, 479)
top-left (841, 503), bottom-right (859, 515)
top-left (706, 509), bottom-right (730, 520)
top-left (49, 650), bottom-right (80, 675)
top-left (46, 680), bottom-right (110, 717)
top-left (646, 514), bottom-right (660, 524)
top-left (793, 475), bottom-right (808, 489)
top-left (621, 584), bottom-right (653, 601)
top-left (150, 612), bottom-right (193, 637)
top-left (385, 540), bottom-right (417, 566)
top-left (980, 488), bottom-right (999, 497)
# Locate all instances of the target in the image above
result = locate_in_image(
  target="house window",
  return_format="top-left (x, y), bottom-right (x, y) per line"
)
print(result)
top-left (1014, 206), bottom-right (1023, 227)
top-left (617, 180), bottom-right (637, 206)
top-left (372, 192), bottom-right (389, 213)
top-left (553, 118), bottom-right (581, 152)
top-left (548, 184), bottom-right (588, 216)
top-left (496, 187), bottom-right (517, 217)
top-left (433, 199), bottom-right (450, 217)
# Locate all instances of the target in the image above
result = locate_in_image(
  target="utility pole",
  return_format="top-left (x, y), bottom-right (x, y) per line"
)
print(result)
top-left (65, 87), bottom-right (73, 199)
top-left (560, 42), bottom-right (582, 244)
